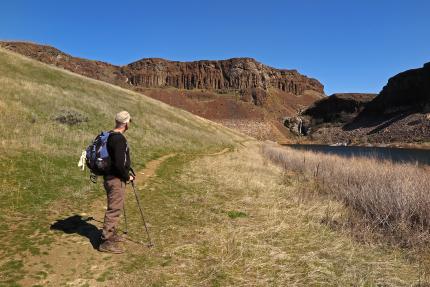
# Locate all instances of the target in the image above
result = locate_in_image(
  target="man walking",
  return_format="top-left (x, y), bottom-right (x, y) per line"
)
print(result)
top-left (99, 111), bottom-right (134, 254)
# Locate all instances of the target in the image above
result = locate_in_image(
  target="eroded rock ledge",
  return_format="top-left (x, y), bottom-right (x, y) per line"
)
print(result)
top-left (124, 57), bottom-right (324, 97)
top-left (0, 41), bottom-right (324, 98)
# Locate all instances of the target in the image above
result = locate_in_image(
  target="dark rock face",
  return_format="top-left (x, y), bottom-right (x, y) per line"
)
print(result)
top-left (365, 62), bottom-right (430, 114)
top-left (283, 116), bottom-right (307, 136)
top-left (123, 57), bottom-right (324, 96)
top-left (304, 93), bottom-right (377, 124)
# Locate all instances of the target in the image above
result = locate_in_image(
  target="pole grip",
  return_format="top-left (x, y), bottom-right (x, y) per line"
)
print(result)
top-left (130, 167), bottom-right (136, 177)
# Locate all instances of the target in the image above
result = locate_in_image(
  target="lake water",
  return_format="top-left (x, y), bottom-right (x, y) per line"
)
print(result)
top-left (285, 144), bottom-right (430, 166)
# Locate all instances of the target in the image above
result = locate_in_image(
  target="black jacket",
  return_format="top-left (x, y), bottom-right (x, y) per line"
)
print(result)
top-left (106, 132), bottom-right (131, 182)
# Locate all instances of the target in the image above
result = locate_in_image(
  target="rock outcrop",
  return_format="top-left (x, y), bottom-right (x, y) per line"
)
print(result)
top-left (364, 62), bottom-right (430, 115)
top-left (303, 93), bottom-right (376, 124)
top-left (0, 41), bottom-right (324, 99)
top-left (283, 116), bottom-right (307, 136)
top-left (123, 57), bottom-right (324, 98)
top-left (300, 67), bottom-right (430, 146)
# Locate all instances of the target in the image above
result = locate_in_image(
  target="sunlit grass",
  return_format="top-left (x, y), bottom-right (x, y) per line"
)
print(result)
top-left (0, 47), bottom-right (247, 285)
top-left (113, 143), bottom-right (421, 286)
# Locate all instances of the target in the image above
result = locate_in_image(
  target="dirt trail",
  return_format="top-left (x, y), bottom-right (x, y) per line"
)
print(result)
top-left (193, 147), bottom-right (230, 156)
top-left (20, 153), bottom-right (177, 287)
top-left (19, 148), bottom-right (236, 286)
top-left (133, 153), bottom-right (176, 186)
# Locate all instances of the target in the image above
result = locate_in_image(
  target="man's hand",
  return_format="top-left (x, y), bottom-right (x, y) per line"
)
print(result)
top-left (129, 175), bottom-right (135, 182)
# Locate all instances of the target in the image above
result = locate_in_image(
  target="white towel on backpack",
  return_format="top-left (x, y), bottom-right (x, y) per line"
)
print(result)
top-left (78, 150), bottom-right (86, 171)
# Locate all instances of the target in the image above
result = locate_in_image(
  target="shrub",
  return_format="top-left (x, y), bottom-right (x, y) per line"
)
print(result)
top-left (53, 108), bottom-right (88, 125)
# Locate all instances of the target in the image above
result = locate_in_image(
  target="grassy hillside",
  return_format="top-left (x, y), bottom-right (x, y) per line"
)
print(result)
top-left (0, 48), bottom-right (427, 286)
top-left (0, 48), bottom-right (248, 285)
top-left (0, 47), bottom-right (246, 210)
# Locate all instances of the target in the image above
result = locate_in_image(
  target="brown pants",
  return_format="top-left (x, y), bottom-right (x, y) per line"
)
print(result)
top-left (102, 177), bottom-right (126, 241)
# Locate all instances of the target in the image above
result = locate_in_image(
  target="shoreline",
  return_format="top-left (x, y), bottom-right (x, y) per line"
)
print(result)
top-left (280, 140), bottom-right (430, 150)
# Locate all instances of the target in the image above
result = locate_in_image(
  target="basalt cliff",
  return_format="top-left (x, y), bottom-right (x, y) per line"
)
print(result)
top-left (123, 57), bottom-right (323, 97)
top-left (0, 41), bottom-right (324, 141)
top-left (286, 63), bottom-right (430, 146)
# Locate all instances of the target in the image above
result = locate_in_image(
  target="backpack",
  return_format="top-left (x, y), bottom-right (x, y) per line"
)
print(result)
top-left (86, 131), bottom-right (111, 176)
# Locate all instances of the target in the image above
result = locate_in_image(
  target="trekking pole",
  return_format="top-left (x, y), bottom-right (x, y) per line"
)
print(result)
top-left (123, 203), bottom-right (128, 235)
top-left (130, 180), bottom-right (154, 248)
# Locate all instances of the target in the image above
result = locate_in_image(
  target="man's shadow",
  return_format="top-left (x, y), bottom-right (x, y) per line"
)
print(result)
top-left (50, 215), bottom-right (101, 249)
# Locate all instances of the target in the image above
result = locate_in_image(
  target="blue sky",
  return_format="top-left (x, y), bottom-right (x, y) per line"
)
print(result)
top-left (1, 0), bottom-right (429, 95)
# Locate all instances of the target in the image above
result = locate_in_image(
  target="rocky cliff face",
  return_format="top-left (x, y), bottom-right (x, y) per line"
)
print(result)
top-left (364, 62), bottom-right (430, 114)
top-left (296, 66), bottom-right (430, 146)
top-left (304, 93), bottom-right (377, 124)
top-left (123, 57), bottom-right (324, 97)
top-left (283, 93), bottom-right (376, 136)
top-left (0, 41), bottom-right (324, 99)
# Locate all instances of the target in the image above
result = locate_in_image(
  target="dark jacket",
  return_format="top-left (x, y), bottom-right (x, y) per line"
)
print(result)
top-left (106, 132), bottom-right (131, 182)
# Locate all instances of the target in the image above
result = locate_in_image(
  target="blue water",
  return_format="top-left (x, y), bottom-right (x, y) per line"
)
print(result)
top-left (285, 144), bottom-right (430, 166)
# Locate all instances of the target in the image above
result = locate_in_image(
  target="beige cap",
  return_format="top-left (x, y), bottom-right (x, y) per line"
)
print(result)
top-left (115, 111), bottom-right (131, 124)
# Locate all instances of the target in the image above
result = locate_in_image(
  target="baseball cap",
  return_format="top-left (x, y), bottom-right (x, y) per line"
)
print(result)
top-left (115, 111), bottom-right (132, 124)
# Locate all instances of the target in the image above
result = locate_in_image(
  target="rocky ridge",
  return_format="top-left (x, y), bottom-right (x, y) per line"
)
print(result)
top-left (0, 41), bottom-right (324, 99)
top-left (123, 57), bottom-right (323, 97)
top-left (286, 65), bottom-right (430, 145)
top-left (0, 41), bottom-right (325, 141)
top-left (364, 62), bottom-right (430, 115)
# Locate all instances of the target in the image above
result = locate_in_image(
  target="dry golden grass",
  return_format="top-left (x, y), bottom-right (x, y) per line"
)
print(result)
top-left (262, 141), bottom-right (430, 246)
top-left (115, 143), bottom-right (422, 286)
top-left (216, 119), bottom-right (275, 140)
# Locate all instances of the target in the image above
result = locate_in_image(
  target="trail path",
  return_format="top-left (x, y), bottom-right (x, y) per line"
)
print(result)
top-left (20, 153), bottom-right (177, 286)
top-left (193, 147), bottom-right (230, 156)
top-left (20, 148), bottom-right (233, 286)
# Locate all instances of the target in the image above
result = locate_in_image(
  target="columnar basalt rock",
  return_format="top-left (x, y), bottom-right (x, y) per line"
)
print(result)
top-left (122, 57), bottom-right (324, 97)
top-left (0, 41), bottom-right (324, 100)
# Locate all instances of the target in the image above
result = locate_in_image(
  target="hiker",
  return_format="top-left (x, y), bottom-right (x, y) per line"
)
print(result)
top-left (99, 111), bottom-right (134, 254)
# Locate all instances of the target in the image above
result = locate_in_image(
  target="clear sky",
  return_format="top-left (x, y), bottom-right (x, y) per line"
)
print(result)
top-left (1, 0), bottom-right (429, 95)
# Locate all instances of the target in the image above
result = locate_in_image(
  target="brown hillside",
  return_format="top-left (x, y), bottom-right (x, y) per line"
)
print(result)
top-left (0, 41), bottom-right (324, 141)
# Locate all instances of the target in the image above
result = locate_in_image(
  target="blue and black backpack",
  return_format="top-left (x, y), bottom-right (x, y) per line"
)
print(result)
top-left (86, 131), bottom-right (111, 176)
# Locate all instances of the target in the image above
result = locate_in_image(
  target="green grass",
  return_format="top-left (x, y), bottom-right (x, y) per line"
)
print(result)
top-left (0, 47), bottom-right (246, 210)
top-left (0, 260), bottom-right (25, 286)
top-left (227, 210), bottom-right (247, 219)
top-left (0, 48), bottom-right (247, 285)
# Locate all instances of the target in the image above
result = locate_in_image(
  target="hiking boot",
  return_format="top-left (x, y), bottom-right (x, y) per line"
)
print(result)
top-left (111, 232), bottom-right (127, 243)
top-left (99, 240), bottom-right (124, 254)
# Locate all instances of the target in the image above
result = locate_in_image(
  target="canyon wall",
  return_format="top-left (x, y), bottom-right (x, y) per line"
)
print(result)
top-left (123, 57), bottom-right (324, 97)
top-left (364, 62), bottom-right (430, 114)
top-left (0, 41), bottom-right (324, 99)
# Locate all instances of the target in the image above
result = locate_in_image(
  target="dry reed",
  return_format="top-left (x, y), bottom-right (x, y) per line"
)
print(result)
top-left (262, 142), bottom-right (430, 245)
